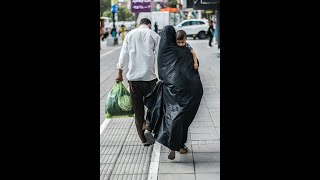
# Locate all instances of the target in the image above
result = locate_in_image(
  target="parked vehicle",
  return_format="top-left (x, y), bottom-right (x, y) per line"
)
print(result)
top-left (174, 19), bottom-right (209, 39)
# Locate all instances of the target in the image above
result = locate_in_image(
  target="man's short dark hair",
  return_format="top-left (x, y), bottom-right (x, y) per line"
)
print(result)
top-left (140, 18), bottom-right (151, 25)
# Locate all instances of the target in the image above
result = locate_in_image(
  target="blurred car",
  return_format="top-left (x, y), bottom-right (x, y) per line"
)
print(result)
top-left (174, 19), bottom-right (209, 39)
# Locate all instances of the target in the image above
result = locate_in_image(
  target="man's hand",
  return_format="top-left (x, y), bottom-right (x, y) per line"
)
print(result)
top-left (116, 75), bottom-right (123, 83)
top-left (116, 69), bottom-right (123, 83)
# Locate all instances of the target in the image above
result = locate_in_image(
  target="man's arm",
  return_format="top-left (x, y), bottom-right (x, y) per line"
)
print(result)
top-left (116, 36), bottom-right (129, 82)
top-left (154, 34), bottom-right (161, 79)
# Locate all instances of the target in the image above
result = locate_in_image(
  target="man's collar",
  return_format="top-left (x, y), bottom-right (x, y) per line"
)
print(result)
top-left (139, 24), bottom-right (149, 29)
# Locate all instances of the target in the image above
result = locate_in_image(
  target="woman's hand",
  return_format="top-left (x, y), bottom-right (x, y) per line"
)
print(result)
top-left (194, 63), bottom-right (199, 71)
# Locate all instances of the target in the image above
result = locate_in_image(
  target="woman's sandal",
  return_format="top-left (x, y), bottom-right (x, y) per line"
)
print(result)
top-left (180, 145), bottom-right (188, 154)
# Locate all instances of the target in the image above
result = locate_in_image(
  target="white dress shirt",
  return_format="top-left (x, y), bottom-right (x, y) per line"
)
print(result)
top-left (117, 24), bottom-right (160, 81)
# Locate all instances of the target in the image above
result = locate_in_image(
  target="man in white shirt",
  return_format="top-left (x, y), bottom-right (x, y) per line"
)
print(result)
top-left (116, 18), bottom-right (160, 146)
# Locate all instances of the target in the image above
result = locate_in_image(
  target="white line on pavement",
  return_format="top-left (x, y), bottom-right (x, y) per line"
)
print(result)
top-left (100, 46), bottom-right (122, 58)
top-left (147, 142), bottom-right (161, 180)
top-left (100, 118), bottom-right (111, 135)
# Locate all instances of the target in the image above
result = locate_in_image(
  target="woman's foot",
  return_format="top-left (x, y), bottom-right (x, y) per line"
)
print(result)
top-left (168, 150), bottom-right (175, 160)
top-left (180, 145), bottom-right (188, 154)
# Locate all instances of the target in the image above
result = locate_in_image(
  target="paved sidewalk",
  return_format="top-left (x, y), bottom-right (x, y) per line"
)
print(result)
top-left (100, 39), bottom-right (220, 180)
top-left (100, 118), bottom-right (152, 180)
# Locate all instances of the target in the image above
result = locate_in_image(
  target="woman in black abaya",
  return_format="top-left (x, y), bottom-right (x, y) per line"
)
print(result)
top-left (145, 25), bottom-right (203, 160)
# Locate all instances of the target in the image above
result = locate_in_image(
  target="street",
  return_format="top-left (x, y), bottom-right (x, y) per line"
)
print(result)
top-left (100, 38), bottom-right (220, 180)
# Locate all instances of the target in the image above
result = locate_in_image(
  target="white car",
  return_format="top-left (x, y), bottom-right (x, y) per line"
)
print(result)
top-left (174, 19), bottom-right (209, 39)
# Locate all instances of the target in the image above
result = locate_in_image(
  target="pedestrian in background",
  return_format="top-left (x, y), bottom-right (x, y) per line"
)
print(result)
top-left (154, 22), bottom-right (158, 34)
top-left (207, 20), bottom-right (214, 47)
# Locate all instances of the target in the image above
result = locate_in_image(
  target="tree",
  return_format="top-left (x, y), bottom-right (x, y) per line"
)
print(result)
top-left (102, 6), bottom-right (134, 21)
top-left (102, 10), bottom-right (112, 18)
top-left (166, 0), bottom-right (178, 8)
top-left (117, 7), bottom-right (134, 21)
top-left (100, 0), bottom-right (111, 16)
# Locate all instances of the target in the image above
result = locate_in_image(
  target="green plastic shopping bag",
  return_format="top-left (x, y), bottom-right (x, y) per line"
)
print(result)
top-left (105, 82), bottom-right (134, 118)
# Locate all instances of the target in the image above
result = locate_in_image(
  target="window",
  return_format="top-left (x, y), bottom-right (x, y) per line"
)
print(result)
top-left (182, 22), bottom-right (192, 26)
top-left (191, 21), bottom-right (199, 25)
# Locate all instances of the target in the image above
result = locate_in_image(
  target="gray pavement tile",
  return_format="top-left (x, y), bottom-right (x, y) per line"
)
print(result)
top-left (192, 144), bottom-right (220, 153)
top-left (193, 117), bottom-right (213, 122)
top-left (187, 134), bottom-right (192, 141)
top-left (118, 154), bottom-right (133, 164)
top-left (159, 162), bottom-right (194, 173)
top-left (103, 174), bottom-right (111, 180)
top-left (189, 127), bottom-right (217, 134)
top-left (135, 174), bottom-right (142, 180)
top-left (199, 104), bottom-right (208, 109)
top-left (116, 153), bottom-right (126, 164)
top-left (125, 164), bottom-right (131, 174)
top-left (114, 164), bottom-right (122, 174)
top-left (142, 163), bottom-right (150, 174)
top-left (110, 174), bottom-right (116, 180)
top-left (190, 122), bottom-right (214, 128)
top-left (160, 152), bottom-right (193, 163)
top-left (204, 96), bottom-right (220, 102)
top-left (192, 141), bottom-right (199, 145)
top-left (158, 174), bottom-right (196, 180)
top-left (100, 175), bottom-right (104, 180)
top-left (100, 164), bottom-right (106, 174)
top-left (212, 115), bottom-right (220, 121)
top-left (190, 133), bottom-right (219, 141)
top-left (193, 153), bottom-right (220, 162)
top-left (133, 163), bottom-right (139, 174)
top-left (119, 163), bottom-right (129, 174)
top-left (128, 163), bottom-right (135, 174)
top-left (123, 141), bottom-right (143, 146)
top-left (195, 110), bottom-right (211, 117)
top-left (161, 144), bottom-right (193, 153)
top-left (206, 140), bottom-right (215, 144)
top-left (216, 127), bottom-right (220, 138)
top-left (195, 162), bottom-right (220, 173)
top-left (101, 164), bottom-right (114, 175)
top-left (205, 100), bottom-right (220, 109)
top-left (203, 91), bottom-right (220, 96)
top-left (213, 120), bottom-right (220, 127)
top-left (209, 109), bottom-right (220, 117)
top-left (100, 155), bottom-right (106, 163)
top-left (104, 128), bottom-right (129, 135)
top-left (139, 162), bottom-right (145, 174)
top-left (125, 175), bottom-right (136, 180)
top-left (196, 173), bottom-right (220, 180)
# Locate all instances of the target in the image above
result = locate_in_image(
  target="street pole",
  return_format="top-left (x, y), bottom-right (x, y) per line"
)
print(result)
top-left (112, 12), bottom-right (116, 37)
top-left (198, 10), bottom-right (202, 19)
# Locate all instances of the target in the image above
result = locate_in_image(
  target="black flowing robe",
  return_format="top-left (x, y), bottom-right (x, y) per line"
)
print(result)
top-left (145, 25), bottom-right (203, 151)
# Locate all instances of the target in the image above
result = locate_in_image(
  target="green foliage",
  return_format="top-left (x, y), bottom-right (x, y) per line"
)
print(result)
top-left (166, 0), bottom-right (177, 8)
top-left (102, 10), bottom-right (112, 18)
top-left (117, 7), bottom-right (134, 21)
top-left (101, 6), bottom-right (134, 21)
top-left (100, 0), bottom-right (111, 16)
